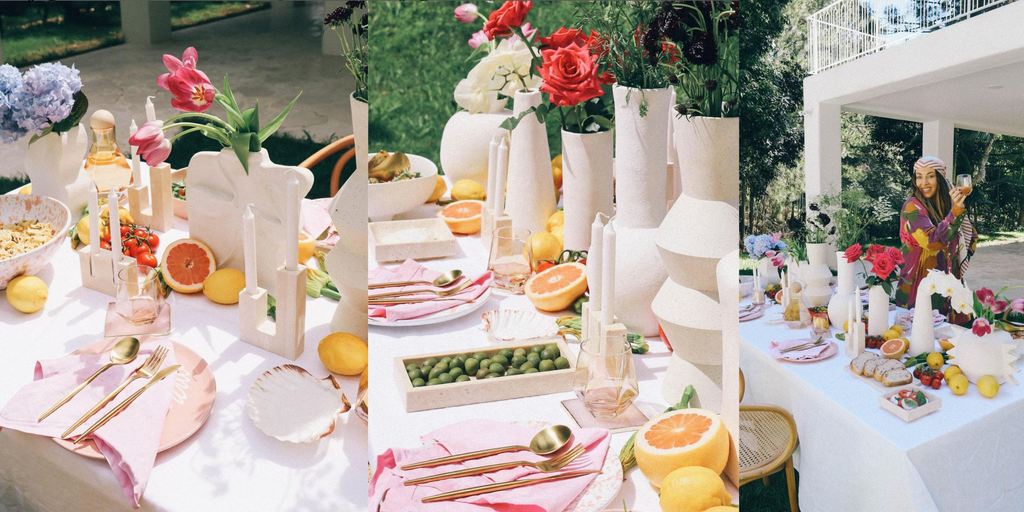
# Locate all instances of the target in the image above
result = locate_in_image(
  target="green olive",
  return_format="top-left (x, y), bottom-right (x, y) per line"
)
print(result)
top-left (449, 367), bottom-right (464, 379)
top-left (544, 343), bottom-right (560, 357)
top-left (479, 358), bottom-right (492, 369)
top-left (473, 352), bottom-right (489, 361)
top-left (455, 375), bottom-right (471, 382)
top-left (491, 354), bottom-right (509, 366)
top-left (428, 367), bottom-right (446, 380)
top-left (406, 363), bottom-right (419, 372)
top-left (423, 358), bottom-right (439, 367)
top-left (519, 361), bottom-right (536, 371)
top-left (540, 349), bottom-right (556, 361)
top-left (538, 359), bottom-right (556, 372)
top-left (511, 355), bottom-right (527, 368)
top-left (438, 373), bottom-right (454, 384)
top-left (488, 363), bottom-right (506, 375)
top-left (456, 354), bottom-right (470, 365)
top-left (433, 362), bottom-right (449, 373)
top-left (420, 364), bottom-right (433, 376)
top-left (412, 378), bottom-right (426, 387)
top-left (426, 378), bottom-right (442, 386)
top-left (476, 368), bottom-right (491, 379)
top-left (554, 356), bottom-right (570, 370)
top-left (484, 373), bottom-right (501, 379)
top-left (408, 369), bottom-right (423, 381)
top-left (440, 356), bottom-right (452, 366)
top-left (513, 348), bottom-right (527, 357)
top-left (527, 353), bottom-right (541, 365)
top-left (464, 358), bottom-right (480, 375)
top-left (531, 345), bottom-right (545, 354)
top-left (506, 368), bottom-right (523, 376)
top-left (498, 348), bottom-right (514, 360)
top-left (523, 368), bottom-right (539, 374)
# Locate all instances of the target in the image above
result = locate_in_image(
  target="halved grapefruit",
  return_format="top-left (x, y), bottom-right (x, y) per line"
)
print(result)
top-left (160, 238), bottom-right (217, 293)
top-left (437, 200), bottom-right (483, 235)
top-left (881, 337), bottom-right (908, 359)
top-left (634, 408), bottom-right (729, 488)
top-left (525, 262), bottom-right (587, 312)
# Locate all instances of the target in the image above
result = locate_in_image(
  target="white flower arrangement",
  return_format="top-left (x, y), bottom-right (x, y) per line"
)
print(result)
top-left (923, 269), bottom-right (974, 316)
top-left (454, 39), bottom-right (541, 114)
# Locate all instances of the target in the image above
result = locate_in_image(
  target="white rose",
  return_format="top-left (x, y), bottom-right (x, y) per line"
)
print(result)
top-left (479, 39), bottom-right (541, 96)
top-left (454, 77), bottom-right (505, 114)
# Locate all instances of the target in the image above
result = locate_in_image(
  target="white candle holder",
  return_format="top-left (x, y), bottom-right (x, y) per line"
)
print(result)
top-left (78, 188), bottom-right (135, 296)
top-left (127, 162), bottom-right (174, 232)
top-left (239, 265), bottom-right (306, 361)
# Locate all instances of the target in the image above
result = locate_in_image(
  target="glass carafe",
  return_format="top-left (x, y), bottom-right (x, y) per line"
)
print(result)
top-left (84, 109), bottom-right (132, 194)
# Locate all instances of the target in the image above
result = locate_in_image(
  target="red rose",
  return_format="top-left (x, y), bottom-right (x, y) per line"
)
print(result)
top-left (539, 42), bottom-right (604, 107)
top-left (885, 246), bottom-right (904, 266)
top-left (539, 27), bottom-right (590, 50)
top-left (871, 253), bottom-right (895, 281)
top-left (844, 243), bottom-right (863, 264)
top-left (864, 244), bottom-right (884, 263)
top-left (483, 0), bottom-right (532, 40)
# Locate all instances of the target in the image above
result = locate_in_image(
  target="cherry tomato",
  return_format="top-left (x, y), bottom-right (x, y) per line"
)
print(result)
top-left (913, 368), bottom-right (922, 379)
top-left (934, 371), bottom-right (943, 381)
top-left (122, 245), bottom-right (130, 255)
top-left (101, 231), bottom-right (111, 243)
top-left (131, 244), bottom-right (151, 258)
top-left (124, 238), bottom-right (139, 250)
top-left (147, 233), bottom-right (160, 249)
top-left (120, 225), bottom-right (131, 237)
top-left (99, 240), bottom-right (111, 250)
top-left (921, 375), bottom-right (932, 386)
top-left (137, 252), bottom-right (158, 268)
top-left (931, 378), bottom-right (941, 390)
top-left (898, 389), bottom-right (914, 399)
top-left (133, 228), bottom-right (148, 239)
top-left (536, 261), bottom-right (556, 273)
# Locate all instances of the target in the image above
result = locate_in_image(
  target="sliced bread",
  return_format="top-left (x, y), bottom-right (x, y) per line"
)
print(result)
top-left (850, 352), bottom-right (880, 375)
top-left (873, 360), bottom-right (905, 381)
top-left (882, 368), bottom-right (913, 387)
top-left (862, 358), bottom-right (883, 378)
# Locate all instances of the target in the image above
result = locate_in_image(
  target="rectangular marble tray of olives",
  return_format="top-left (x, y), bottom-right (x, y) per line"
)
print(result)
top-left (394, 337), bottom-right (575, 412)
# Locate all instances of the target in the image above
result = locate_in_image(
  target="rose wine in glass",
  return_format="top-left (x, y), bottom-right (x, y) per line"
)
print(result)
top-left (487, 226), bottom-right (532, 294)
top-left (85, 110), bottom-right (132, 194)
top-left (956, 174), bottom-right (973, 196)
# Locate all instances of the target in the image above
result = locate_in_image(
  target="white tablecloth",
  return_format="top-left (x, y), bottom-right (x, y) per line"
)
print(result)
top-left (740, 299), bottom-right (1024, 512)
top-left (368, 217), bottom-right (738, 511)
top-left (0, 213), bottom-right (366, 512)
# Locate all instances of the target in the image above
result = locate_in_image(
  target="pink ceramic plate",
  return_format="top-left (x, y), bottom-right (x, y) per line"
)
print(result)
top-left (780, 340), bottom-right (838, 363)
top-left (739, 306), bottom-right (765, 322)
top-left (53, 339), bottom-right (216, 459)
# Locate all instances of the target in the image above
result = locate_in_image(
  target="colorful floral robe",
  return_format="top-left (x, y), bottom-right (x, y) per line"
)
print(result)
top-left (896, 196), bottom-right (977, 308)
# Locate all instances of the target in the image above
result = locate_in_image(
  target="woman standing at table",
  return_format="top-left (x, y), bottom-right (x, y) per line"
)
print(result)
top-left (896, 156), bottom-right (978, 309)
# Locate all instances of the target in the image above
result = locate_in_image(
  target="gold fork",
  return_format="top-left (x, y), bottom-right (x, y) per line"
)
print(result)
top-left (404, 444), bottom-right (586, 485)
top-left (781, 340), bottom-right (825, 354)
top-left (368, 280), bottom-right (472, 300)
top-left (72, 364), bottom-right (181, 445)
top-left (421, 469), bottom-right (601, 503)
top-left (61, 345), bottom-right (169, 439)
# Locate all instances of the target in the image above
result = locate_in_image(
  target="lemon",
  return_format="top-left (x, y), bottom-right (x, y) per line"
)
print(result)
top-left (18, 185), bottom-right (31, 194)
top-left (546, 210), bottom-right (564, 232)
top-left (202, 268), bottom-right (245, 305)
top-left (550, 224), bottom-right (564, 249)
top-left (75, 215), bottom-right (92, 246)
top-left (318, 332), bottom-right (368, 376)
top-left (551, 154), bottom-right (563, 190)
top-left (659, 466), bottom-right (732, 512)
top-left (938, 338), bottom-right (955, 352)
top-left (926, 352), bottom-right (944, 371)
top-left (427, 175), bottom-right (447, 203)
top-left (890, 324), bottom-right (903, 336)
top-left (882, 329), bottom-right (899, 341)
top-left (451, 179), bottom-right (486, 201)
top-left (6, 275), bottom-right (48, 313)
top-left (524, 231), bottom-right (562, 268)
top-left (949, 374), bottom-right (969, 396)
top-left (298, 233), bottom-right (315, 264)
top-left (944, 365), bottom-right (962, 383)
top-left (978, 375), bottom-right (999, 398)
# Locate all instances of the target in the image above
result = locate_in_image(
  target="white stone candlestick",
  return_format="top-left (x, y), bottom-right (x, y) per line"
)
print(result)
top-left (285, 171), bottom-right (299, 271)
top-left (596, 219), bottom-right (626, 342)
top-left (127, 162), bottom-right (174, 232)
top-left (78, 187), bottom-right (135, 296)
top-left (129, 120), bottom-right (142, 186)
top-left (243, 205), bottom-right (257, 295)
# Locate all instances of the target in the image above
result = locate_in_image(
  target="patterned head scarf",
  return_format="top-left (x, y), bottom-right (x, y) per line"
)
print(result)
top-left (913, 156), bottom-right (949, 183)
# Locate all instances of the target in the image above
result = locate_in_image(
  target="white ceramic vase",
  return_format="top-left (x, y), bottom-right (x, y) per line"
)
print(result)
top-left (350, 93), bottom-right (368, 178)
top-left (614, 223), bottom-right (668, 336)
top-left (325, 95), bottom-right (369, 341)
top-left (828, 251), bottom-right (857, 327)
top-left (504, 89), bottom-right (557, 236)
top-left (23, 125), bottom-right (91, 216)
top-left (612, 85), bottom-right (671, 229)
top-left (757, 257), bottom-right (781, 287)
top-left (948, 329), bottom-right (1020, 385)
top-left (186, 148), bottom-right (314, 291)
top-left (909, 285), bottom-right (936, 355)
top-left (561, 129), bottom-right (613, 252)
top-left (867, 285), bottom-right (890, 336)
top-left (673, 116), bottom-right (739, 207)
top-left (439, 109), bottom-right (512, 187)
top-left (803, 243), bottom-right (833, 307)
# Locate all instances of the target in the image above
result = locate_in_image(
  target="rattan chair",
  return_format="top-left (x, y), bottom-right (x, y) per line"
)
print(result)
top-left (299, 135), bottom-right (356, 196)
top-left (739, 368), bottom-right (745, 402)
top-left (739, 402), bottom-right (799, 511)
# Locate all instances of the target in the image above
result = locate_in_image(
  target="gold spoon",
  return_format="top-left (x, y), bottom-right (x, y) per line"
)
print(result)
top-left (368, 279), bottom-right (471, 301)
top-left (400, 424), bottom-right (573, 470)
top-left (38, 337), bottom-right (140, 422)
top-left (368, 269), bottom-right (464, 290)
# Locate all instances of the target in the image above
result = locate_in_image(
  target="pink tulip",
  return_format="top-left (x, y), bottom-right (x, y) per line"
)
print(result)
top-left (454, 3), bottom-right (478, 23)
top-left (972, 318), bottom-right (992, 337)
top-left (765, 250), bottom-right (776, 258)
top-left (771, 231), bottom-right (782, 242)
top-left (468, 30), bottom-right (489, 49)
top-left (157, 47), bottom-right (215, 113)
top-left (993, 300), bottom-right (1009, 314)
top-left (157, 47), bottom-right (199, 90)
top-left (1011, 298), bottom-right (1024, 314)
top-left (977, 287), bottom-right (996, 307)
top-left (128, 121), bottom-right (170, 166)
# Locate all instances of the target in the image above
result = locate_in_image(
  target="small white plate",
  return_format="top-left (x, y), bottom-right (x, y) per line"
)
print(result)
top-left (369, 287), bottom-right (492, 327)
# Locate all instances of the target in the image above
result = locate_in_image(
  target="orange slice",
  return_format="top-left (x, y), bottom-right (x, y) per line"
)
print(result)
top-left (524, 262), bottom-right (587, 312)
top-left (634, 408), bottom-right (729, 488)
top-left (881, 337), bottom-right (908, 359)
top-left (437, 200), bottom-right (483, 235)
top-left (160, 238), bottom-right (217, 293)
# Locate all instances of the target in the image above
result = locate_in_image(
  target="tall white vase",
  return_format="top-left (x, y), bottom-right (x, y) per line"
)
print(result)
top-left (561, 129), bottom-right (614, 252)
top-left (909, 285), bottom-right (936, 355)
top-left (867, 285), bottom-right (890, 336)
top-left (439, 109), bottom-right (512, 187)
top-left (325, 95), bottom-right (369, 341)
top-left (673, 116), bottom-right (739, 207)
top-left (612, 85), bottom-right (671, 229)
top-left (504, 89), bottom-right (557, 236)
top-left (803, 243), bottom-right (833, 307)
top-left (350, 93), bottom-right (368, 179)
top-left (23, 125), bottom-right (91, 216)
top-left (828, 251), bottom-right (858, 327)
top-left (186, 148), bottom-right (314, 291)
top-left (614, 224), bottom-right (667, 336)
top-left (757, 258), bottom-right (781, 287)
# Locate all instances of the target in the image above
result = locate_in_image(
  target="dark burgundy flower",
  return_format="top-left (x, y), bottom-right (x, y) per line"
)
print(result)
top-left (683, 30), bottom-right (717, 66)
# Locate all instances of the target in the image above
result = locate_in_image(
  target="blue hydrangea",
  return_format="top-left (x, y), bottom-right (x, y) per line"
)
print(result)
top-left (11, 62), bottom-right (82, 136)
top-left (0, 64), bottom-right (24, 143)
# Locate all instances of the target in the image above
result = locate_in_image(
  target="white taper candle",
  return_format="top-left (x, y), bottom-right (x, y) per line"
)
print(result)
top-left (285, 171), bottom-right (299, 271)
top-left (146, 96), bottom-right (156, 123)
top-left (601, 220), bottom-right (616, 324)
top-left (108, 189), bottom-right (120, 262)
top-left (88, 185), bottom-right (100, 254)
top-left (494, 138), bottom-right (509, 216)
top-left (486, 135), bottom-right (499, 210)
top-left (129, 119), bottom-right (141, 186)
top-left (588, 214), bottom-right (604, 308)
top-left (243, 204), bottom-right (257, 295)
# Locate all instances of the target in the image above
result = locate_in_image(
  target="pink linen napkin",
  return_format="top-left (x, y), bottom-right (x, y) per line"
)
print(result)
top-left (369, 259), bottom-right (493, 323)
top-left (0, 339), bottom-right (178, 509)
top-left (769, 338), bottom-right (829, 360)
top-left (739, 305), bottom-right (764, 321)
top-left (302, 198), bottom-right (338, 247)
top-left (370, 419), bottom-right (611, 511)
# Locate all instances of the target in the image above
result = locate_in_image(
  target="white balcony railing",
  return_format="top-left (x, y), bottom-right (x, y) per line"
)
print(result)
top-left (807, 0), bottom-right (1014, 74)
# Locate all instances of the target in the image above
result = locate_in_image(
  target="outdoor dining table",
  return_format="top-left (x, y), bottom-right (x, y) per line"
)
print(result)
top-left (739, 297), bottom-right (1024, 512)
top-left (0, 193), bottom-right (366, 512)
top-left (368, 201), bottom-right (738, 511)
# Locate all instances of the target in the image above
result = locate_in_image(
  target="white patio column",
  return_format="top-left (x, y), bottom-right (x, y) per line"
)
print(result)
top-left (923, 118), bottom-right (955, 178)
top-left (803, 99), bottom-right (842, 267)
top-left (120, 1), bottom-right (172, 44)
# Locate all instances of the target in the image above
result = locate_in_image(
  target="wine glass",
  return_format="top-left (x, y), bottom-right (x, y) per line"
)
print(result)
top-left (956, 174), bottom-right (973, 196)
top-left (487, 226), bottom-right (532, 294)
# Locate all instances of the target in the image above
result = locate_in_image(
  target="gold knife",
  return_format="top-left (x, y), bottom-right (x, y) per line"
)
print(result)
top-left (368, 297), bottom-right (476, 305)
top-left (420, 469), bottom-right (601, 503)
top-left (71, 365), bottom-right (181, 445)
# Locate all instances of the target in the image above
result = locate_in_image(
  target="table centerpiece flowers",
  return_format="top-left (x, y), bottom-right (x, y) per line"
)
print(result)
top-left (845, 243), bottom-right (904, 336)
top-left (325, 1), bottom-right (369, 179)
top-left (745, 232), bottom-right (787, 286)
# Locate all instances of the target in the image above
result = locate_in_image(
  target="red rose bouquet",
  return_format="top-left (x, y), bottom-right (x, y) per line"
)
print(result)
top-left (535, 28), bottom-right (613, 134)
top-left (845, 243), bottom-right (904, 295)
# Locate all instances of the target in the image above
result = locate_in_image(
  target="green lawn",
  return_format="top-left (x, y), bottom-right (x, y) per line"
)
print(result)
top-left (741, 470), bottom-right (800, 511)
top-left (369, 0), bottom-right (590, 167)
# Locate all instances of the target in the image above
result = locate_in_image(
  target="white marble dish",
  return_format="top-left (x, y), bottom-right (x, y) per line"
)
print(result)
top-left (370, 218), bottom-right (457, 263)
top-left (247, 365), bottom-right (351, 443)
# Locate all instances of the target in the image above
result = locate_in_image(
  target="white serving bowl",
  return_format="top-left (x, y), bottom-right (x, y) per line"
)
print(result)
top-left (368, 153), bottom-right (438, 222)
top-left (739, 275), bottom-right (754, 297)
top-left (0, 194), bottom-right (71, 289)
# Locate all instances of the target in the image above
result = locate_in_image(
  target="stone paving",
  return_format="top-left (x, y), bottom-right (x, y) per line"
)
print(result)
top-left (0, 3), bottom-right (353, 179)
top-left (967, 241), bottom-right (1024, 300)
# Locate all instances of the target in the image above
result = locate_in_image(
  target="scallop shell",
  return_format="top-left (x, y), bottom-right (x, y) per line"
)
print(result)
top-left (247, 365), bottom-right (351, 443)
top-left (481, 309), bottom-right (559, 342)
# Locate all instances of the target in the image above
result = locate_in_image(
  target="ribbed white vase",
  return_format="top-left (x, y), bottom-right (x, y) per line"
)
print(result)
top-left (561, 129), bottom-right (613, 252)
top-left (504, 89), bottom-right (557, 236)
top-left (828, 251), bottom-right (857, 327)
top-left (803, 243), bottom-right (833, 307)
top-left (612, 85), bottom-right (671, 229)
top-left (673, 116), bottom-right (739, 207)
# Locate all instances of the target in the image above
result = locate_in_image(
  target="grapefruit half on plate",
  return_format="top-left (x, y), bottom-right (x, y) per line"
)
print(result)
top-left (525, 262), bottom-right (587, 312)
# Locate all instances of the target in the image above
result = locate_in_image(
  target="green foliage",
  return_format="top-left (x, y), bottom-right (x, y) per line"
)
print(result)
top-left (667, 1), bottom-right (740, 118)
top-left (578, 1), bottom-right (670, 90)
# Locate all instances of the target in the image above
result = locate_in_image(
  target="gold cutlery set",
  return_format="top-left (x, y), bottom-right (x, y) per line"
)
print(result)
top-left (368, 269), bottom-right (478, 306)
top-left (398, 424), bottom-right (596, 503)
top-left (780, 339), bottom-right (826, 354)
top-left (38, 337), bottom-right (180, 445)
